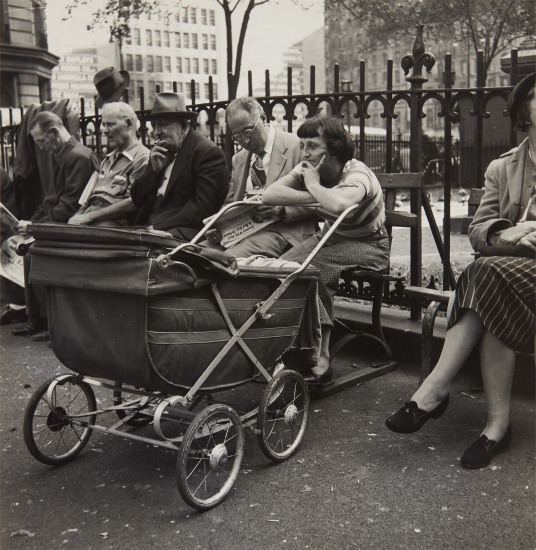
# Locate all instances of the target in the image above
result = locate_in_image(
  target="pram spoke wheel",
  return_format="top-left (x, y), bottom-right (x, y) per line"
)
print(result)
top-left (177, 404), bottom-right (244, 510)
top-left (257, 370), bottom-right (310, 462)
top-left (23, 376), bottom-right (96, 466)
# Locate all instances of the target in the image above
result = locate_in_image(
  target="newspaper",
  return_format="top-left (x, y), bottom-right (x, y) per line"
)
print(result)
top-left (0, 201), bottom-right (19, 229)
top-left (203, 200), bottom-right (278, 248)
top-left (0, 235), bottom-right (28, 287)
top-left (78, 171), bottom-right (100, 206)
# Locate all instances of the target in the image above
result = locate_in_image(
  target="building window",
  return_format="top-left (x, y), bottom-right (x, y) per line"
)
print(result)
top-left (156, 56), bottom-right (163, 72)
top-left (176, 57), bottom-right (182, 72)
top-left (182, 6), bottom-right (188, 23)
top-left (164, 56), bottom-right (171, 72)
top-left (210, 35), bottom-right (216, 50)
top-left (134, 28), bottom-right (141, 46)
top-left (126, 54), bottom-right (134, 71)
top-left (203, 59), bottom-right (209, 74)
top-left (190, 7), bottom-right (197, 24)
top-left (155, 30), bottom-right (161, 47)
top-left (201, 9), bottom-right (207, 25)
top-left (195, 83), bottom-right (200, 98)
top-left (175, 32), bottom-right (181, 48)
top-left (204, 83), bottom-right (210, 98)
top-left (125, 33), bottom-right (131, 46)
top-left (211, 60), bottom-right (217, 74)
top-left (192, 34), bottom-right (198, 49)
top-left (184, 33), bottom-right (190, 48)
top-left (202, 34), bottom-right (208, 50)
top-left (193, 58), bottom-right (199, 74)
top-left (163, 31), bottom-right (170, 48)
top-left (146, 29), bottom-right (152, 46)
top-left (147, 55), bottom-right (154, 72)
top-left (135, 55), bottom-right (143, 71)
top-left (165, 81), bottom-right (173, 91)
top-left (209, 10), bottom-right (215, 25)
top-left (213, 84), bottom-right (218, 98)
top-left (177, 82), bottom-right (184, 93)
top-left (185, 58), bottom-right (191, 73)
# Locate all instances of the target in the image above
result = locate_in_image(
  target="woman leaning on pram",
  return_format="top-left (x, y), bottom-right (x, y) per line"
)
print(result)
top-left (262, 115), bottom-right (390, 384)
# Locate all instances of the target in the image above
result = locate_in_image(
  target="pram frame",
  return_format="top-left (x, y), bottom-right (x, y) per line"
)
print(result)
top-left (23, 201), bottom-right (363, 510)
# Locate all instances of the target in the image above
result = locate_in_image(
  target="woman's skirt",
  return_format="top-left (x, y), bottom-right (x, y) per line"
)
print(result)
top-left (449, 256), bottom-right (536, 354)
top-left (282, 229), bottom-right (390, 326)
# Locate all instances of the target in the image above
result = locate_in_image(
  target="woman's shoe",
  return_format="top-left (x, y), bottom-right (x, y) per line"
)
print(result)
top-left (385, 395), bottom-right (449, 433)
top-left (302, 366), bottom-right (333, 386)
top-left (460, 426), bottom-right (512, 469)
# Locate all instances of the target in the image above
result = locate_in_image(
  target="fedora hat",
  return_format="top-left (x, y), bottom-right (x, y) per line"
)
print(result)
top-left (507, 71), bottom-right (535, 121)
top-left (150, 92), bottom-right (198, 120)
top-left (94, 67), bottom-right (130, 108)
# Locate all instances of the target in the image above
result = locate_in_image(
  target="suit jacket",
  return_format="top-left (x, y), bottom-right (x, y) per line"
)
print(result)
top-left (131, 129), bottom-right (229, 240)
top-left (31, 138), bottom-right (99, 223)
top-left (469, 137), bottom-right (533, 252)
top-left (226, 128), bottom-right (315, 247)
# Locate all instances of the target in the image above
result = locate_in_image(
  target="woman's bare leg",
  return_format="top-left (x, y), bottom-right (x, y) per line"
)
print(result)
top-left (479, 331), bottom-right (516, 442)
top-left (411, 309), bottom-right (485, 411)
top-left (311, 325), bottom-right (331, 376)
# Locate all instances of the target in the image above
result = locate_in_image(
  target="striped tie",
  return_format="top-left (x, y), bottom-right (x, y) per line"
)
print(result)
top-left (250, 152), bottom-right (266, 191)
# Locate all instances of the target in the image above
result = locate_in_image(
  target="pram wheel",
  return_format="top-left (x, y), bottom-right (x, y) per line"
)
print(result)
top-left (112, 383), bottom-right (153, 428)
top-left (177, 404), bottom-right (244, 510)
top-left (23, 376), bottom-right (96, 466)
top-left (257, 370), bottom-right (310, 462)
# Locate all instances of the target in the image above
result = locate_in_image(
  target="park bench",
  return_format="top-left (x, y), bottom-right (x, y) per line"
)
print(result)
top-left (324, 172), bottom-right (423, 397)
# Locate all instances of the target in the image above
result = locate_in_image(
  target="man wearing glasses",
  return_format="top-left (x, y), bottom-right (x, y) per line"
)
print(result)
top-left (221, 97), bottom-right (315, 258)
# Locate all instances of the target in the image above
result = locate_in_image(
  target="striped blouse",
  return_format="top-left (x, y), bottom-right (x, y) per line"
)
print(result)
top-left (309, 159), bottom-right (385, 238)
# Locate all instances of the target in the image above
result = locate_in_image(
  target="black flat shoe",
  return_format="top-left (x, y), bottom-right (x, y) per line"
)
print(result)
top-left (385, 395), bottom-right (449, 433)
top-left (460, 426), bottom-right (512, 469)
top-left (302, 366), bottom-right (333, 386)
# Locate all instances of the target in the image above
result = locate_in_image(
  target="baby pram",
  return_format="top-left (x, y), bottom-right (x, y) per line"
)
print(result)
top-left (22, 201), bottom-right (332, 510)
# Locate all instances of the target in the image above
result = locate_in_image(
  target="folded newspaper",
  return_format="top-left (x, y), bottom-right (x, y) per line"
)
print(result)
top-left (203, 199), bottom-right (277, 248)
top-left (1, 202), bottom-right (19, 229)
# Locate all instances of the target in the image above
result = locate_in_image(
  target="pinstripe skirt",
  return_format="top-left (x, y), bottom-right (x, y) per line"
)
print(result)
top-left (449, 256), bottom-right (536, 354)
top-left (281, 229), bottom-right (390, 326)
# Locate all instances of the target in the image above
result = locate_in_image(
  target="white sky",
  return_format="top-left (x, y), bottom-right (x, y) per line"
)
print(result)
top-left (45, 0), bottom-right (324, 90)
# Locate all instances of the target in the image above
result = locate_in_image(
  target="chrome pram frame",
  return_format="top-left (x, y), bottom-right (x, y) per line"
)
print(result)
top-left (23, 201), bottom-right (362, 510)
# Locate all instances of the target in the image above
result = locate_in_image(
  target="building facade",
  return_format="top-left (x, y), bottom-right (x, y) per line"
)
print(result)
top-left (0, 0), bottom-right (58, 107)
top-left (122, 0), bottom-right (227, 109)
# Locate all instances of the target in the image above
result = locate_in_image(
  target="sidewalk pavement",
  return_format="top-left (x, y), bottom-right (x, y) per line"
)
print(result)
top-left (1, 323), bottom-right (534, 550)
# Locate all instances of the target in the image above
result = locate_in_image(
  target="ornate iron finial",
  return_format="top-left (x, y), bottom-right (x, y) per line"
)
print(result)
top-left (401, 22), bottom-right (436, 88)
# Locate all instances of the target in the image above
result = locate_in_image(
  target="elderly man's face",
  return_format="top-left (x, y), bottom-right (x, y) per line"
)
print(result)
top-left (151, 117), bottom-right (188, 156)
top-left (30, 125), bottom-right (61, 154)
top-left (102, 107), bottom-right (132, 152)
top-left (226, 108), bottom-right (267, 155)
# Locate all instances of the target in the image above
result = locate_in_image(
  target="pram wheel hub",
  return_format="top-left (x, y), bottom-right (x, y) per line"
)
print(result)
top-left (257, 370), bottom-right (310, 463)
top-left (24, 376), bottom-right (97, 466)
top-left (177, 404), bottom-right (245, 510)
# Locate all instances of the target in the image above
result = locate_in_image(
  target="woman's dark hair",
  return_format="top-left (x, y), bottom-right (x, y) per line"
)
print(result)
top-left (514, 87), bottom-right (534, 132)
top-left (297, 115), bottom-right (355, 163)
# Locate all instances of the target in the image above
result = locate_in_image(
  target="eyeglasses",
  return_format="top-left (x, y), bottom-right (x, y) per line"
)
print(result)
top-left (231, 114), bottom-right (261, 143)
top-left (299, 141), bottom-right (327, 153)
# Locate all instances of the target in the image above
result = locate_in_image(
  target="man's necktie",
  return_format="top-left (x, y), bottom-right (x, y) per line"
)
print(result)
top-left (250, 152), bottom-right (266, 191)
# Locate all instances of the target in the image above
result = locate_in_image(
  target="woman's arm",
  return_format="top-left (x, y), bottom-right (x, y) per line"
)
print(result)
top-left (261, 170), bottom-right (317, 206)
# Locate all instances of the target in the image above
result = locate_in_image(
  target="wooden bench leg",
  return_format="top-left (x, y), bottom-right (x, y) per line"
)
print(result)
top-left (420, 300), bottom-right (444, 385)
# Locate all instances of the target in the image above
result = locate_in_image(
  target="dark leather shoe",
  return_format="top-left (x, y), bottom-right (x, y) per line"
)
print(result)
top-left (385, 395), bottom-right (449, 433)
top-left (460, 426), bottom-right (512, 469)
top-left (302, 366), bottom-right (333, 386)
top-left (32, 330), bottom-right (50, 342)
top-left (12, 320), bottom-right (47, 336)
top-left (0, 305), bottom-right (27, 326)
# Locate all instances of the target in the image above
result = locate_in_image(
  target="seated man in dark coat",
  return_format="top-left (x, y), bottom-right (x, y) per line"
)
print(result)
top-left (130, 92), bottom-right (229, 241)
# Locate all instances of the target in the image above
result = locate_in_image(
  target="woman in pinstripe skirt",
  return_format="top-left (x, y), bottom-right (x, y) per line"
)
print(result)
top-left (386, 72), bottom-right (536, 469)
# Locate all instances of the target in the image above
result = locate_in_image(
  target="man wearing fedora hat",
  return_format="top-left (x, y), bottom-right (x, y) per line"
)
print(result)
top-left (130, 92), bottom-right (229, 240)
top-left (94, 67), bottom-right (130, 108)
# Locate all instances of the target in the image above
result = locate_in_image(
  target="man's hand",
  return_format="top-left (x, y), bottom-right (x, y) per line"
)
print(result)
top-left (251, 205), bottom-right (284, 223)
top-left (150, 141), bottom-right (171, 174)
top-left (68, 213), bottom-right (93, 225)
top-left (517, 230), bottom-right (536, 252)
top-left (15, 220), bottom-right (30, 235)
top-left (205, 228), bottom-right (222, 244)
